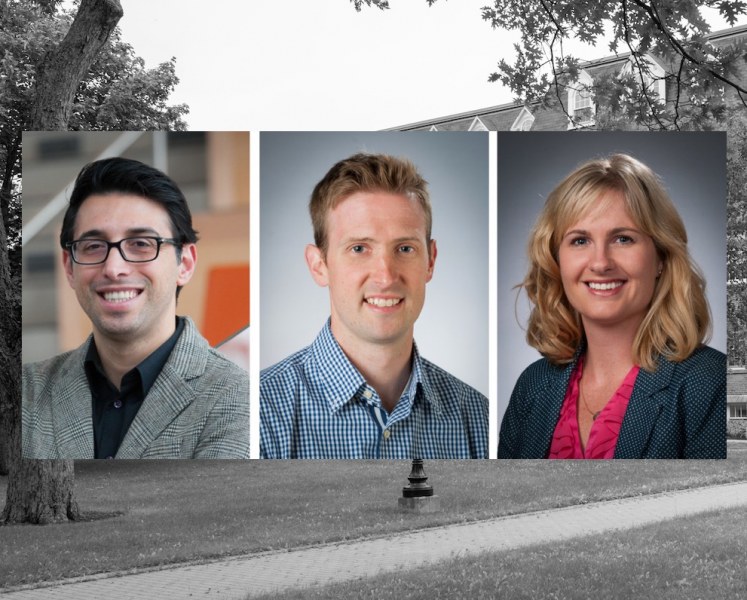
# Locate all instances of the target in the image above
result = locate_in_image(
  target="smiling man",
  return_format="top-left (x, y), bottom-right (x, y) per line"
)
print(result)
top-left (260, 153), bottom-right (488, 459)
top-left (22, 157), bottom-right (250, 459)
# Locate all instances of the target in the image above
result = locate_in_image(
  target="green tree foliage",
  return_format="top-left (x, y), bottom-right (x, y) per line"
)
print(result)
top-left (0, 0), bottom-right (188, 251)
top-left (350, 0), bottom-right (390, 10)
top-left (475, 0), bottom-right (747, 130)
top-left (70, 34), bottom-right (188, 131)
top-left (727, 109), bottom-right (747, 364)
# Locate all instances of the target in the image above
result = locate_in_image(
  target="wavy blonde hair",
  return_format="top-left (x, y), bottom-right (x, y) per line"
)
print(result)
top-left (522, 154), bottom-right (711, 371)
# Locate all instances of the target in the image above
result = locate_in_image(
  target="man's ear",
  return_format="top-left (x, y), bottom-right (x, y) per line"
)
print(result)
top-left (176, 243), bottom-right (197, 286)
top-left (426, 239), bottom-right (437, 283)
top-left (305, 244), bottom-right (329, 287)
top-left (62, 250), bottom-right (75, 288)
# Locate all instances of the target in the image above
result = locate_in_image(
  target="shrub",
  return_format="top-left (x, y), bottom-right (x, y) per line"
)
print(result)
top-left (727, 419), bottom-right (747, 439)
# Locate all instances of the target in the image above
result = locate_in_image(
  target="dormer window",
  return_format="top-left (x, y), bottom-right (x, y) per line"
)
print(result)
top-left (574, 88), bottom-right (593, 111)
top-left (567, 69), bottom-right (595, 128)
top-left (468, 116), bottom-right (488, 132)
top-left (620, 55), bottom-right (666, 101)
top-left (510, 106), bottom-right (535, 131)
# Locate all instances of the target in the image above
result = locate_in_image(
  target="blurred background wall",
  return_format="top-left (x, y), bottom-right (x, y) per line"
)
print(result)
top-left (22, 131), bottom-right (250, 368)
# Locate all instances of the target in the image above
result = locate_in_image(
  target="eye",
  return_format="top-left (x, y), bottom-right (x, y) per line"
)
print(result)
top-left (124, 237), bottom-right (158, 255)
top-left (128, 237), bottom-right (155, 247)
top-left (77, 240), bottom-right (106, 253)
top-left (614, 235), bottom-right (634, 244)
top-left (569, 237), bottom-right (589, 246)
top-left (350, 245), bottom-right (366, 254)
top-left (398, 245), bottom-right (415, 254)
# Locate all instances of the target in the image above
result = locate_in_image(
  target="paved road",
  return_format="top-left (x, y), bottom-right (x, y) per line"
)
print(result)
top-left (4, 481), bottom-right (747, 599)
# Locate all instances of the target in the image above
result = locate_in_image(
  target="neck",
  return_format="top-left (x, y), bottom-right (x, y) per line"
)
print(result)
top-left (582, 320), bottom-right (638, 384)
top-left (93, 318), bottom-right (177, 389)
top-left (331, 324), bottom-right (414, 413)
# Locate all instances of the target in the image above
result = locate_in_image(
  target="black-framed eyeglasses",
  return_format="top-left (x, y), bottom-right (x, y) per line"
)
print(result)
top-left (65, 237), bottom-right (180, 265)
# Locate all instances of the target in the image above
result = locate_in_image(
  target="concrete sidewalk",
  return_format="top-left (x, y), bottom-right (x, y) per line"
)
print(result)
top-left (4, 481), bottom-right (747, 599)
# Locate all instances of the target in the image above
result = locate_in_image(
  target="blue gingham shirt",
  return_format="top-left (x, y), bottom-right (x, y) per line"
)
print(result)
top-left (260, 320), bottom-right (488, 459)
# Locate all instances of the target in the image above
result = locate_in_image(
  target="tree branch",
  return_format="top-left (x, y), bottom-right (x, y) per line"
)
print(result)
top-left (622, 0), bottom-right (667, 129)
top-left (631, 0), bottom-right (747, 104)
top-left (673, 55), bottom-right (685, 129)
top-left (536, 0), bottom-right (578, 124)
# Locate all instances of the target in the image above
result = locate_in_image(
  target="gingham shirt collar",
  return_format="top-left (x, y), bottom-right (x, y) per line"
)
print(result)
top-left (308, 319), bottom-right (437, 415)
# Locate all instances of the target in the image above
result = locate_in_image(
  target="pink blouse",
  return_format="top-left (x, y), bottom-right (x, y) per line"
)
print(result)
top-left (548, 357), bottom-right (640, 459)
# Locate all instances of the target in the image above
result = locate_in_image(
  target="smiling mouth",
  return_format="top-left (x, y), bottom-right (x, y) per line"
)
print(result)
top-left (101, 290), bottom-right (142, 303)
top-left (366, 297), bottom-right (402, 308)
top-left (586, 281), bottom-right (624, 291)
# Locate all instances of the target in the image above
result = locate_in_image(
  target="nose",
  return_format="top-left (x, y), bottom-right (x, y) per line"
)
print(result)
top-left (589, 243), bottom-right (614, 273)
top-left (372, 252), bottom-right (397, 287)
top-left (100, 245), bottom-right (133, 279)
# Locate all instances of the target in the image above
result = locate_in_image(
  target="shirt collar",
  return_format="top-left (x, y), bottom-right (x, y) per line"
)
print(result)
top-left (309, 319), bottom-right (435, 414)
top-left (410, 342), bottom-right (444, 414)
top-left (84, 316), bottom-right (185, 395)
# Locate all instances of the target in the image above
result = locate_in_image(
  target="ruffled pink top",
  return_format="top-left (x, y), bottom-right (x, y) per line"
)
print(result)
top-left (548, 356), bottom-right (640, 459)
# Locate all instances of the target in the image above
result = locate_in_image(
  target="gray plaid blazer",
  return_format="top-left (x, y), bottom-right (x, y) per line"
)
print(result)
top-left (22, 317), bottom-right (250, 459)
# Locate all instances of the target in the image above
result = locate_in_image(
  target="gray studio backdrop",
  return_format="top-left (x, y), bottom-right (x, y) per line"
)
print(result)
top-left (261, 131), bottom-right (489, 397)
top-left (497, 131), bottom-right (727, 427)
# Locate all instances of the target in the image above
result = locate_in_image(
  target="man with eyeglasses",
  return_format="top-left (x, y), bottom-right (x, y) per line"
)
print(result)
top-left (22, 157), bottom-right (250, 459)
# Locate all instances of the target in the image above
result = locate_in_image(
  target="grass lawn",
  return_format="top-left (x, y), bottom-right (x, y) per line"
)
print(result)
top-left (253, 503), bottom-right (747, 600)
top-left (1, 447), bottom-right (746, 588)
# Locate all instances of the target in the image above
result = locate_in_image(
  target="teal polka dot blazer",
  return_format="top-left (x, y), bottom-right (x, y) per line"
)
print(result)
top-left (498, 345), bottom-right (726, 459)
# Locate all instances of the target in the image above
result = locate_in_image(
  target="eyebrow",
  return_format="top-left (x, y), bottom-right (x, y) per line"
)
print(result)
top-left (76, 227), bottom-right (163, 239)
top-left (339, 236), bottom-right (424, 245)
top-left (563, 226), bottom-right (641, 239)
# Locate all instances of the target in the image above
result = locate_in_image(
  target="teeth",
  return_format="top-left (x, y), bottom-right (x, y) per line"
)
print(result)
top-left (103, 290), bottom-right (139, 302)
top-left (366, 297), bottom-right (401, 307)
top-left (588, 281), bottom-right (623, 291)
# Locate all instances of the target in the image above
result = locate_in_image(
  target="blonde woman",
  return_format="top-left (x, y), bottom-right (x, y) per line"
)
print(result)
top-left (498, 154), bottom-right (725, 459)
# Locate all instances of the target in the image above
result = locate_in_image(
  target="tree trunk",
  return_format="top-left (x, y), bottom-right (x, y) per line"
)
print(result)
top-left (2, 0), bottom-right (123, 524)
top-left (2, 462), bottom-right (78, 523)
top-left (0, 182), bottom-right (18, 477)
top-left (29, 0), bottom-right (123, 129)
top-left (0, 160), bottom-right (36, 515)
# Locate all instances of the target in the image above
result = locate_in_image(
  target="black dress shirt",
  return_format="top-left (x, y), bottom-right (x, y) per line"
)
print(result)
top-left (85, 317), bottom-right (186, 459)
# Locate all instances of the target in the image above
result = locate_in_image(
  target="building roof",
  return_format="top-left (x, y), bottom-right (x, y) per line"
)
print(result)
top-left (389, 24), bottom-right (747, 132)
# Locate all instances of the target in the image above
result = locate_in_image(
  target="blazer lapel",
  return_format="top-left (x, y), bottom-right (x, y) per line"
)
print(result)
top-left (614, 359), bottom-right (673, 458)
top-left (115, 369), bottom-right (196, 458)
top-left (115, 317), bottom-right (207, 458)
top-left (50, 344), bottom-right (95, 459)
top-left (524, 361), bottom-right (575, 458)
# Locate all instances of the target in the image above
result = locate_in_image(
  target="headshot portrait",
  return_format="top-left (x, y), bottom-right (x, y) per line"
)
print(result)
top-left (22, 131), bottom-right (250, 459)
top-left (497, 132), bottom-right (726, 459)
top-left (260, 131), bottom-right (489, 459)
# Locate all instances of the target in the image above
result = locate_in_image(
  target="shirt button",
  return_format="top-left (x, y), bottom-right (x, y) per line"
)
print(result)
top-left (362, 390), bottom-right (373, 399)
top-left (113, 400), bottom-right (123, 409)
top-left (383, 429), bottom-right (391, 440)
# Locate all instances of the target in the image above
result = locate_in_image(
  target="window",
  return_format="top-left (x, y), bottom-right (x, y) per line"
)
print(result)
top-left (511, 106), bottom-right (535, 131)
top-left (468, 117), bottom-right (488, 132)
top-left (620, 55), bottom-right (666, 101)
top-left (574, 88), bottom-right (593, 111)
top-left (567, 69), bottom-right (595, 128)
top-left (730, 404), bottom-right (747, 418)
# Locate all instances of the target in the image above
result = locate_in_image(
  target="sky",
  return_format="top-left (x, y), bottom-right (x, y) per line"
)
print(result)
top-left (115, 0), bottom-right (513, 130)
top-left (111, 1), bottom-right (745, 131)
